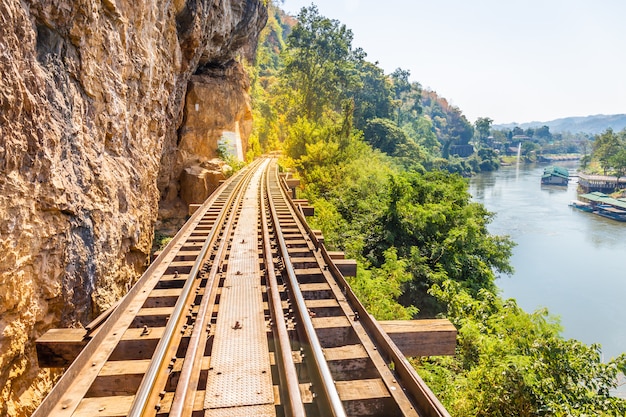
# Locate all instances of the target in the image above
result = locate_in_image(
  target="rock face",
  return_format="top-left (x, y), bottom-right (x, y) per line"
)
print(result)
top-left (0, 0), bottom-right (267, 415)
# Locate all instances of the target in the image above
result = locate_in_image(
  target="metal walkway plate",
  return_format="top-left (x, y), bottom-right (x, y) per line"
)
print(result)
top-left (205, 163), bottom-right (275, 416)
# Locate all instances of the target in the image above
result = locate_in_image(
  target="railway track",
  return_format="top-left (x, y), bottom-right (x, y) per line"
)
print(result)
top-left (34, 157), bottom-right (451, 417)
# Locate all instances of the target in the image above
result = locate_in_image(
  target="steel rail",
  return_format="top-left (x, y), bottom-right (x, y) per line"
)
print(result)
top-left (267, 162), bottom-right (348, 417)
top-left (278, 166), bottom-right (452, 417)
top-left (127, 161), bottom-right (260, 417)
top-left (31, 162), bottom-right (248, 417)
top-left (168, 158), bottom-right (265, 416)
top-left (260, 162), bottom-right (306, 417)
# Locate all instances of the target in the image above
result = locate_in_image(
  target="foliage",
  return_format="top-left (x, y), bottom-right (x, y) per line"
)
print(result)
top-left (347, 248), bottom-right (418, 320)
top-left (593, 128), bottom-right (626, 175)
top-left (151, 231), bottom-right (173, 254)
top-left (350, 60), bottom-right (395, 130)
top-left (475, 117), bottom-right (493, 142)
top-left (419, 281), bottom-right (626, 416)
top-left (362, 171), bottom-right (514, 314)
top-left (280, 5), bottom-right (361, 120)
top-left (390, 68), bottom-right (422, 126)
top-left (421, 90), bottom-right (474, 148)
top-left (250, 5), bottom-right (626, 415)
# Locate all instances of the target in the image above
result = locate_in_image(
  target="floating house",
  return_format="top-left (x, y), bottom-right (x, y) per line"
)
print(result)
top-left (541, 166), bottom-right (569, 185)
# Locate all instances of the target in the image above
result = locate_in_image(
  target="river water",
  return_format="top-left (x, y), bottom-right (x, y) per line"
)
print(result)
top-left (469, 162), bottom-right (626, 367)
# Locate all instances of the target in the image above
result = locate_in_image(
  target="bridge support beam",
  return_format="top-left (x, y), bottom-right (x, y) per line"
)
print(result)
top-left (36, 329), bottom-right (89, 368)
top-left (379, 319), bottom-right (457, 357)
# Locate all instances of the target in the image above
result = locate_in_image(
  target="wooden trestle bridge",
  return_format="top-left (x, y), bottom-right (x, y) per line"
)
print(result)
top-left (34, 157), bottom-right (456, 417)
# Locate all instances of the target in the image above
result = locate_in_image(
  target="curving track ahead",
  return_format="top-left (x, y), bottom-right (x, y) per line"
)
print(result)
top-left (33, 157), bottom-right (451, 417)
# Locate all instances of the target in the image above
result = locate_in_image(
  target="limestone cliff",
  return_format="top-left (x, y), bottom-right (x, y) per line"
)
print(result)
top-left (0, 0), bottom-right (267, 415)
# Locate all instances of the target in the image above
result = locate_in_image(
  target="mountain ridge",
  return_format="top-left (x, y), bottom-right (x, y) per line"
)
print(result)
top-left (494, 113), bottom-right (626, 134)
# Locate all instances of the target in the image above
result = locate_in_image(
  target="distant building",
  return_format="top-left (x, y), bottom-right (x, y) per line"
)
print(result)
top-left (449, 144), bottom-right (474, 157)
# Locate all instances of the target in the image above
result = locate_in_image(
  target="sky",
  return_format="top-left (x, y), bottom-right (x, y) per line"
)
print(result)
top-left (280, 0), bottom-right (626, 125)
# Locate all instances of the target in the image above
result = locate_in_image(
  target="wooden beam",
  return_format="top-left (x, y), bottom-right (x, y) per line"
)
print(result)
top-left (188, 203), bottom-right (202, 216)
top-left (312, 229), bottom-right (324, 244)
top-left (284, 178), bottom-right (300, 189)
top-left (299, 205), bottom-right (315, 216)
top-left (379, 319), bottom-right (457, 357)
top-left (327, 251), bottom-right (345, 260)
top-left (334, 259), bottom-right (357, 277)
top-left (36, 329), bottom-right (89, 368)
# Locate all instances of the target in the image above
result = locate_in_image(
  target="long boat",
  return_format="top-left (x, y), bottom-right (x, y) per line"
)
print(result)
top-left (569, 200), bottom-right (594, 212)
top-left (575, 192), bottom-right (626, 222)
top-left (596, 205), bottom-right (626, 222)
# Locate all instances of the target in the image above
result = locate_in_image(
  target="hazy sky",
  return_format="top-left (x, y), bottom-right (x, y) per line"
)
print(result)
top-left (281, 0), bottom-right (626, 124)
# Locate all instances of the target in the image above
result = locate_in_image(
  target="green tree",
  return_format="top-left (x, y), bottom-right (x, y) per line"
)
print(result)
top-left (593, 128), bottom-right (623, 175)
top-left (609, 148), bottom-right (626, 184)
top-left (348, 248), bottom-right (418, 320)
top-left (363, 118), bottom-right (410, 155)
top-left (350, 60), bottom-right (395, 130)
top-left (475, 117), bottom-right (493, 142)
top-left (364, 171), bottom-right (515, 313)
top-left (390, 68), bottom-right (422, 126)
top-left (422, 281), bottom-right (626, 416)
top-left (281, 5), bottom-right (359, 120)
top-left (534, 125), bottom-right (552, 140)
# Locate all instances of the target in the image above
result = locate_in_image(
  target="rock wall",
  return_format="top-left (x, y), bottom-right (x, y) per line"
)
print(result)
top-left (0, 0), bottom-right (267, 415)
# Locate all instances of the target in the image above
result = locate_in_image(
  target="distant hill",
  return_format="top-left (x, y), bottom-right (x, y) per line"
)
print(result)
top-left (494, 114), bottom-right (626, 135)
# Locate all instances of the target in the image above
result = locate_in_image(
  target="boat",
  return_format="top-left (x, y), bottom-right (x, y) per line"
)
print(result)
top-left (575, 192), bottom-right (626, 222)
top-left (596, 205), bottom-right (626, 222)
top-left (541, 166), bottom-right (569, 185)
top-left (569, 200), bottom-right (594, 212)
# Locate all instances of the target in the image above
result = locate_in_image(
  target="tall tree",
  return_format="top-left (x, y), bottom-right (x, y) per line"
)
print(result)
top-left (390, 68), bottom-right (422, 126)
top-left (281, 5), bottom-right (359, 121)
top-left (593, 128), bottom-right (623, 175)
top-left (350, 60), bottom-right (395, 130)
top-left (474, 117), bottom-right (493, 142)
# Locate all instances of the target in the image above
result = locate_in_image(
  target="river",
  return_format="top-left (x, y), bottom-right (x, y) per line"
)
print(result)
top-left (469, 162), bottom-right (626, 369)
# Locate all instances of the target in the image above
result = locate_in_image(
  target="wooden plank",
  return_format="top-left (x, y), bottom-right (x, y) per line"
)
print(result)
top-left (85, 360), bottom-right (150, 397)
top-left (290, 257), bottom-right (319, 268)
top-left (159, 390), bottom-right (206, 414)
top-left (286, 247), bottom-right (311, 257)
top-left (335, 379), bottom-right (390, 401)
top-left (135, 306), bottom-right (175, 317)
top-left (379, 319), bottom-right (457, 357)
top-left (293, 267), bottom-right (324, 283)
top-left (36, 329), bottom-right (89, 368)
top-left (337, 379), bottom-right (400, 417)
top-left (311, 316), bottom-right (351, 329)
top-left (73, 396), bottom-right (134, 416)
top-left (304, 299), bottom-right (339, 309)
top-left (327, 251), bottom-right (345, 260)
top-left (189, 203), bottom-right (202, 216)
top-left (323, 344), bottom-right (368, 361)
top-left (324, 345), bottom-right (378, 381)
top-left (299, 205), bottom-right (315, 216)
top-left (284, 178), bottom-right (300, 188)
top-left (334, 259), bottom-right (357, 277)
top-left (108, 327), bottom-right (165, 361)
